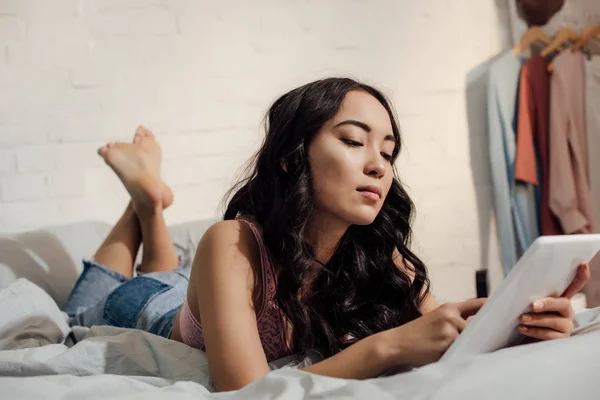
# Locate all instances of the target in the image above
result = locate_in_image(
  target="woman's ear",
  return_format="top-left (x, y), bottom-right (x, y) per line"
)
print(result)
top-left (280, 159), bottom-right (288, 173)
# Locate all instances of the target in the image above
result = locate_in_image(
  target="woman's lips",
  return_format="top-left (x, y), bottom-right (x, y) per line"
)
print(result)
top-left (357, 189), bottom-right (381, 201)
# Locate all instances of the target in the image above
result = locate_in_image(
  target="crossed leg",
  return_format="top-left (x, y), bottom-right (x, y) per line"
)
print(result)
top-left (92, 126), bottom-right (178, 278)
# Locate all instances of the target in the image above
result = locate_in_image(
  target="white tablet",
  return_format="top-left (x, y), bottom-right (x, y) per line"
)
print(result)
top-left (441, 234), bottom-right (600, 362)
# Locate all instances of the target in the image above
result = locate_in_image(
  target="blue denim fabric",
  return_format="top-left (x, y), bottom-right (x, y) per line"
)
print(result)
top-left (64, 260), bottom-right (190, 338)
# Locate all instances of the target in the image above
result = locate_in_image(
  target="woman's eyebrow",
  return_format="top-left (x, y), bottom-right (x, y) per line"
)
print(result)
top-left (334, 119), bottom-right (371, 132)
top-left (334, 119), bottom-right (395, 142)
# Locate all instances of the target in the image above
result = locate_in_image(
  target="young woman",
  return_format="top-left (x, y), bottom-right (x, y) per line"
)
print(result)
top-left (64, 78), bottom-right (589, 392)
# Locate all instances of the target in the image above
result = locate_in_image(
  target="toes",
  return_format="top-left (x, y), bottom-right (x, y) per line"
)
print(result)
top-left (98, 142), bottom-right (116, 157)
top-left (133, 125), bottom-right (154, 144)
top-left (134, 126), bottom-right (144, 143)
top-left (133, 126), bottom-right (155, 144)
top-left (139, 126), bottom-right (155, 138)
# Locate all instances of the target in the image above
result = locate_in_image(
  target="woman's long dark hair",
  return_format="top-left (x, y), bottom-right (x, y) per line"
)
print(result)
top-left (224, 77), bottom-right (429, 360)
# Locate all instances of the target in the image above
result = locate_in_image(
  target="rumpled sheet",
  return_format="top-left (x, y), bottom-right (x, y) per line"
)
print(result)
top-left (1, 278), bottom-right (600, 399)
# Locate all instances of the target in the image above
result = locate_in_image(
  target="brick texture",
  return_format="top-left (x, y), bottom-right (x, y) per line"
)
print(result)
top-left (0, 0), bottom-right (517, 300)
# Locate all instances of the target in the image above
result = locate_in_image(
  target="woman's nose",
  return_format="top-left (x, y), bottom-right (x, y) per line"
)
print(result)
top-left (365, 153), bottom-right (385, 178)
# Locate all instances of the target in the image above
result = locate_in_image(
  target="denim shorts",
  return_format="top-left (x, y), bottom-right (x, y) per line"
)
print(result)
top-left (63, 260), bottom-right (190, 338)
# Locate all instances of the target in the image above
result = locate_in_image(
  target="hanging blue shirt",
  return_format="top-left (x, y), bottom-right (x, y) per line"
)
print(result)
top-left (487, 51), bottom-right (540, 276)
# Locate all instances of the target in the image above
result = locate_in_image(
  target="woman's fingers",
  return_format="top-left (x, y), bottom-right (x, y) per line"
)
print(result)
top-left (532, 297), bottom-right (574, 318)
top-left (518, 325), bottom-right (569, 340)
top-left (561, 263), bottom-right (591, 299)
top-left (522, 265), bottom-right (586, 341)
top-left (455, 297), bottom-right (487, 318)
top-left (520, 313), bottom-right (573, 334)
top-left (455, 317), bottom-right (468, 333)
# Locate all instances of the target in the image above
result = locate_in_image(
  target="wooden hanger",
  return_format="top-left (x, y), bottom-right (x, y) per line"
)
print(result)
top-left (540, 27), bottom-right (580, 57)
top-left (573, 25), bottom-right (600, 52)
top-left (513, 27), bottom-right (552, 55)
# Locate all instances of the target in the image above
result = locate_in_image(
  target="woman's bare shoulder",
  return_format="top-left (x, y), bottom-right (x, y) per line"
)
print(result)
top-left (199, 220), bottom-right (258, 260)
top-left (193, 219), bottom-right (263, 284)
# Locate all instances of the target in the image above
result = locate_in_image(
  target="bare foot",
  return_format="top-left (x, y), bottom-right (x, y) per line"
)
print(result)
top-left (98, 142), bottom-right (162, 215)
top-left (132, 126), bottom-right (174, 209)
top-left (133, 126), bottom-right (162, 169)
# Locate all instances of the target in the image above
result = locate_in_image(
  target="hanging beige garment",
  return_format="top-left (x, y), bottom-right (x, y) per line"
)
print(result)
top-left (549, 50), bottom-right (596, 234)
top-left (584, 54), bottom-right (600, 230)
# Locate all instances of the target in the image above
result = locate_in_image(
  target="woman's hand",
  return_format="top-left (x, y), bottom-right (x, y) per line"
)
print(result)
top-left (518, 263), bottom-right (590, 340)
top-left (384, 297), bottom-right (487, 368)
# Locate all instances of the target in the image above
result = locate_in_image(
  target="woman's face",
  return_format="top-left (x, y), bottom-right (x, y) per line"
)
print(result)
top-left (308, 90), bottom-right (396, 226)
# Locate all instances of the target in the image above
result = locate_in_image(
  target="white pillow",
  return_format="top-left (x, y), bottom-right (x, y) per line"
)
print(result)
top-left (0, 278), bottom-right (71, 350)
top-left (0, 221), bottom-right (111, 309)
top-left (0, 219), bottom-right (215, 309)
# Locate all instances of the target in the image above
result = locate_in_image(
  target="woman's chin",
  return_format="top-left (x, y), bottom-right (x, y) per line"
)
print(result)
top-left (347, 210), bottom-right (379, 226)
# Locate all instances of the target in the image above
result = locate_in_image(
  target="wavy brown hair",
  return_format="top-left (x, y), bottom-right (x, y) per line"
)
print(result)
top-left (224, 77), bottom-right (429, 360)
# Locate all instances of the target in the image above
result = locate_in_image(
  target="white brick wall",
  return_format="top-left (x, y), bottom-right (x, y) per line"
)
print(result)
top-left (1, 173), bottom-right (45, 201)
top-left (0, 0), bottom-right (514, 300)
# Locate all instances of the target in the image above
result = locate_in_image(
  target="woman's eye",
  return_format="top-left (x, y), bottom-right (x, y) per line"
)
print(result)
top-left (382, 153), bottom-right (393, 162)
top-left (341, 139), bottom-right (362, 147)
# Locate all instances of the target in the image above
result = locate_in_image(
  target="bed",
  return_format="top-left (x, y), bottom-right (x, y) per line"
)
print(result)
top-left (1, 220), bottom-right (600, 399)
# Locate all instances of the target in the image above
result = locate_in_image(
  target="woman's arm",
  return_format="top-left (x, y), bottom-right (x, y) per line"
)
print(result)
top-left (192, 227), bottom-right (448, 391)
top-left (191, 222), bottom-right (404, 391)
top-left (301, 297), bottom-right (486, 378)
top-left (420, 290), bottom-right (441, 313)
top-left (300, 331), bottom-right (398, 379)
top-left (190, 221), bottom-right (271, 391)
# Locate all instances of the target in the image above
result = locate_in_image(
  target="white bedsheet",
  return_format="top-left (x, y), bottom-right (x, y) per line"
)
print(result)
top-left (1, 278), bottom-right (600, 399)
